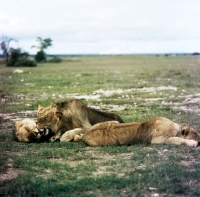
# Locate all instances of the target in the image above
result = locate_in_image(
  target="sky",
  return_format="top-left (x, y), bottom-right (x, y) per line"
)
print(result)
top-left (1, 0), bottom-right (200, 54)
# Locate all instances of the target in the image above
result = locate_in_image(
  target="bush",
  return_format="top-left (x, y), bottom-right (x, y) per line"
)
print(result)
top-left (14, 59), bottom-right (37, 67)
top-left (34, 50), bottom-right (46, 62)
top-left (48, 56), bottom-right (62, 63)
top-left (6, 49), bottom-right (37, 67)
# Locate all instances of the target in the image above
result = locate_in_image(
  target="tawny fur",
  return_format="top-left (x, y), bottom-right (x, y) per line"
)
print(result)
top-left (74, 117), bottom-right (200, 147)
top-left (14, 118), bottom-right (53, 142)
top-left (14, 118), bottom-right (39, 142)
top-left (36, 98), bottom-right (124, 142)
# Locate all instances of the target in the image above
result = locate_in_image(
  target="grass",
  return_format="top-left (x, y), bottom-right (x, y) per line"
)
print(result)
top-left (1, 55), bottom-right (200, 196)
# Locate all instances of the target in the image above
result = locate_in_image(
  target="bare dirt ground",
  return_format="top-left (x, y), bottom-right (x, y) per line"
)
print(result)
top-left (0, 159), bottom-right (22, 182)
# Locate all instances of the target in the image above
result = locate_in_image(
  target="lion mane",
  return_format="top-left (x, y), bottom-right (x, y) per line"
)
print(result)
top-left (36, 98), bottom-right (124, 142)
top-left (74, 117), bottom-right (200, 147)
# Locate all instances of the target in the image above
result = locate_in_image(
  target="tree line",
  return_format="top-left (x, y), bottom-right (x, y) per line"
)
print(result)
top-left (0, 36), bottom-right (61, 67)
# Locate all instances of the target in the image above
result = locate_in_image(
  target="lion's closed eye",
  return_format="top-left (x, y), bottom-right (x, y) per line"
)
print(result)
top-left (45, 115), bottom-right (51, 120)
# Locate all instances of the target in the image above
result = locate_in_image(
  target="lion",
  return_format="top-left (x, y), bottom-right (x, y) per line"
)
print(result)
top-left (73, 117), bottom-right (200, 147)
top-left (14, 118), bottom-right (53, 142)
top-left (36, 98), bottom-right (124, 142)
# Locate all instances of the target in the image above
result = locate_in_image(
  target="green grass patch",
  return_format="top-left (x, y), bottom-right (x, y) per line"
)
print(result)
top-left (1, 55), bottom-right (200, 196)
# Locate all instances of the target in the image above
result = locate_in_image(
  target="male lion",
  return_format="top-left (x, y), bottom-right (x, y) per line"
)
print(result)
top-left (73, 117), bottom-right (200, 147)
top-left (36, 99), bottom-right (124, 142)
top-left (14, 118), bottom-right (52, 142)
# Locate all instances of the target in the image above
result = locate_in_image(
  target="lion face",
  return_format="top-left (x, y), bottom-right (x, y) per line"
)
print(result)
top-left (180, 124), bottom-right (200, 142)
top-left (15, 118), bottom-right (53, 142)
top-left (15, 118), bottom-right (40, 142)
top-left (36, 104), bottom-right (62, 133)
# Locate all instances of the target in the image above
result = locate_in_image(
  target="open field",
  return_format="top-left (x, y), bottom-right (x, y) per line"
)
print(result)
top-left (0, 55), bottom-right (200, 196)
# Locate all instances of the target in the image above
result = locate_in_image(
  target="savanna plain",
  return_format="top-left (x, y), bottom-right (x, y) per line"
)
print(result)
top-left (0, 55), bottom-right (200, 197)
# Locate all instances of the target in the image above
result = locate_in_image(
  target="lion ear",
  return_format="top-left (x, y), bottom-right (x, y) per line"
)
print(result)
top-left (181, 127), bottom-right (189, 136)
top-left (25, 126), bottom-right (31, 133)
top-left (33, 118), bottom-right (37, 122)
top-left (181, 124), bottom-right (189, 136)
top-left (38, 104), bottom-right (44, 111)
top-left (15, 121), bottom-right (23, 130)
top-left (50, 102), bottom-right (56, 108)
top-left (56, 112), bottom-right (63, 119)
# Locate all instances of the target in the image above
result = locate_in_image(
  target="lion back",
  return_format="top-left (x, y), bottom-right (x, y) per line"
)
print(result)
top-left (87, 107), bottom-right (124, 125)
top-left (55, 99), bottom-right (124, 125)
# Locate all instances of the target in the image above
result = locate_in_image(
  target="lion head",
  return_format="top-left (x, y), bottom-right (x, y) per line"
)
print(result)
top-left (15, 118), bottom-right (52, 142)
top-left (15, 118), bottom-right (40, 142)
top-left (36, 104), bottom-right (63, 133)
top-left (179, 124), bottom-right (200, 143)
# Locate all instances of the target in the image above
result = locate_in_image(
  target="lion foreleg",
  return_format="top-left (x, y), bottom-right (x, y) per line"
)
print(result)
top-left (152, 136), bottom-right (198, 147)
top-left (60, 128), bottom-right (84, 142)
top-left (165, 137), bottom-right (198, 147)
top-left (49, 131), bottom-right (62, 142)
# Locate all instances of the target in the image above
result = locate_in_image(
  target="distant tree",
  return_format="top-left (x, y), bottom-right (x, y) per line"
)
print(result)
top-left (31, 37), bottom-right (52, 62)
top-left (0, 36), bottom-right (17, 62)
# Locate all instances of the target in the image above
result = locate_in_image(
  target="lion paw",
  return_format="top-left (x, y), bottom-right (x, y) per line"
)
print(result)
top-left (60, 131), bottom-right (74, 142)
top-left (186, 140), bottom-right (198, 147)
top-left (49, 136), bottom-right (60, 142)
top-left (74, 134), bottom-right (84, 142)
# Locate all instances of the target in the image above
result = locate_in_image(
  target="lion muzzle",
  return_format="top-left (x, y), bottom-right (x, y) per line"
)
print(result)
top-left (38, 128), bottom-right (51, 136)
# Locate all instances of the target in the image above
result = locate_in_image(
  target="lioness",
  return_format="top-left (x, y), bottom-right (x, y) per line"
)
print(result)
top-left (36, 99), bottom-right (124, 142)
top-left (73, 117), bottom-right (200, 147)
top-left (14, 118), bottom-right (52, 142)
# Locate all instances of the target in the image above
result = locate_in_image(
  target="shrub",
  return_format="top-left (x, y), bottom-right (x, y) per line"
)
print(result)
top-left (48, 56), bottom-right (62, 63)
top-left (14, 59), bottom-right (37, 67)
top-left (6, 49), bottom-right (37, 67)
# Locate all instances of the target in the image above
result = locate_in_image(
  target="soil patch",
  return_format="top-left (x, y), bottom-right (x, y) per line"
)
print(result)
top-left (0, 158), bottom-right (22, 182)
